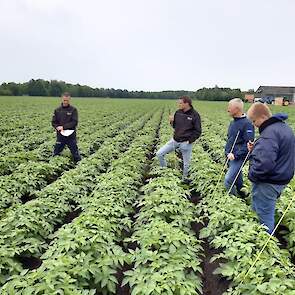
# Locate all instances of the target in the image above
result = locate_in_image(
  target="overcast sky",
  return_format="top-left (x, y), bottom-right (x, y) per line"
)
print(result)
top-left (1, 0), bottom-right (295, 91)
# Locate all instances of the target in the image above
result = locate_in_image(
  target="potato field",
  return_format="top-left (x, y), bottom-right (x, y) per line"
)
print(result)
top-left (0, 96), bottom-right (294, 295)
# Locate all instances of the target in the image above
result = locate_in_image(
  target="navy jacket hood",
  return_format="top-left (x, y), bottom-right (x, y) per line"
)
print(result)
top-left (259, 113), bottom-right (289, 134)
top-left (273, 113), bottom-right (288, 121)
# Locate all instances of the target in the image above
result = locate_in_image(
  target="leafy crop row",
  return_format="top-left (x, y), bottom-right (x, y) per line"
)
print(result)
top-left (0, 109), bottom-right (150, 216)
top-left (190, 140), bottom-right (295, 294)
top-left (124, 113), bottom-right (203, 295)
top-left (0, 110), bottom-right (163, 294)
top-left (0, 111), bottom-right (153, 286)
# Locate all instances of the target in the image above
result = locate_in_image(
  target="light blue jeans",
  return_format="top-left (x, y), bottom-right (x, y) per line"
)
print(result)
top-left (224, 159), bottom-right (244, 195)
top-left (252, 182), bottom-right (286, 234)
top-left (156, 138), bottom-right (193, 179)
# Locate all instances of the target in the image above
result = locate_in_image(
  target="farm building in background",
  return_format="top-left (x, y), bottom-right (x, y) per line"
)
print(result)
top-left (245, 86), bottom-right (295, 105)
top-left (244, 93), bottom-right (255, 103)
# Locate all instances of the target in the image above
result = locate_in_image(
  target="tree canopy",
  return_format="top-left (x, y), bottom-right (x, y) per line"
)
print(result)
top-left (0, 79), bottom-right (243, 101)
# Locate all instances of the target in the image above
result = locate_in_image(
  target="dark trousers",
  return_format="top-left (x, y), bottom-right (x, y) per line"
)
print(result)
top-left (53, 132), bottom-right (81, 162)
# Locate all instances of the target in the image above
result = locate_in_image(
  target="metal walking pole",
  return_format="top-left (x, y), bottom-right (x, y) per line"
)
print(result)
top-left (232, 142), bottom-right (294, 293)
top-left (226, 139), bottom-right (256, 196)
top-left (226, 150), bottom-right (251, 196)
top-left (211, 130), bottom-right (240, 197)
top-left (235, 191), bottom-right (295, 294)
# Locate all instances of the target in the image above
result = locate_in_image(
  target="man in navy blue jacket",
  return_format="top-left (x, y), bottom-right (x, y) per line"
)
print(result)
top-left (247, 103), bottom-right (295, 234)
top-left (224, 98), bottom-right (255, 196)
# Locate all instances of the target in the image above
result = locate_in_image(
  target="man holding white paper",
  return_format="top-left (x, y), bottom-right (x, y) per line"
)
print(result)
top-left (52, 92), bottom-right (81, 163)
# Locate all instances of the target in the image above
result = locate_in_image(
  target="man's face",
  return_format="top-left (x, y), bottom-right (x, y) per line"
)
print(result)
top-left (227, 103), bottom-right (238, 117)
top-left (178, 99), bottom-right (189, 110)
top-left (249, 116), bottom-right (264, 128)
top-left (62, 96), bottom-right (70, 106)
top-left (247, 112), bottom-right (265, 128)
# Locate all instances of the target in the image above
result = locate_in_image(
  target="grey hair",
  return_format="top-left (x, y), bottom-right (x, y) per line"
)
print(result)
top-left (229, 98), bottom-right (244, 111)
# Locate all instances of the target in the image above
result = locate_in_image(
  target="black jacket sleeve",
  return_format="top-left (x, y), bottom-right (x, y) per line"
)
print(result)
top-left (51, 110), bottom-right (58, 129)
top-left (63, 108), bottom-right (78, 129)
top-left (172, 112), bottom-right (176, 128)
top-left (188, 112), bottom-right (202, 143)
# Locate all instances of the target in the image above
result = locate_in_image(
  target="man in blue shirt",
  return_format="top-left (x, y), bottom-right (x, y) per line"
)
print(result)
top-left (224, 98), bottom-right (255, 196)
top-left (247, 103), bottom-right (295, 234)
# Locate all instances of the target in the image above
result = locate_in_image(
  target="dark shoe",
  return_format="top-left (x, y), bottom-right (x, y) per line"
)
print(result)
top-left (237, 188), bottom-right (249, 199)
top-left (73, 157), bottom-right (82, 164)
top-left (182, 178), bottom-right (192, 185)
top-left (175, 148), bottom-right (182, 159)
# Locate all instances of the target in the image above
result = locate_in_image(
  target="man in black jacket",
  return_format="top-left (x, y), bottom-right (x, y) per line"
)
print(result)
top-left (156, 96), bottom-right (201, 183)
top-left (52, 92), bottom-right (81, 163)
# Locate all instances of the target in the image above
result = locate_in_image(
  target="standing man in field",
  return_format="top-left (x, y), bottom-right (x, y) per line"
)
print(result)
top-left (52, 92), bottom-right (81, 163)
top-left (156, 96), bottom-right (201, 184)
top-left (247, 103), bottom-right (295, 234)
top-left (224, 98), bottom-right (255, 197)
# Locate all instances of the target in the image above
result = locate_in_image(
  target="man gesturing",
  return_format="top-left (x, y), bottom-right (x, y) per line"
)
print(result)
top-left (156, 96), bottom-right (201, 183)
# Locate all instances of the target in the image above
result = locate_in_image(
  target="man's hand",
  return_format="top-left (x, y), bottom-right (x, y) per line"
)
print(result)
top-left (56, 126), bottom-right (63, 132)
top-left (227, 153), bottom-right (235, 161)
top-left (169, 115), bottom-right (174, 124)
top-left (247, 140), bottom-right (254, 152)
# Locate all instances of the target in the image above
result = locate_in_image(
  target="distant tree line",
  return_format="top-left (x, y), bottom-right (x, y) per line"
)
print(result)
top-left (0, 79), bottom-right (243, 101)
top-left (195, 86), bottom-right (243, 101)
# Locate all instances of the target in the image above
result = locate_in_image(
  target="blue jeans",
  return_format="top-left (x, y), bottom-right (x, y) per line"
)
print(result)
top-left (156, 138), bottom-right (193, 179)
top-left (224, 159), bottom-right (244, 195)
top-left (252, 182), bottom-right (285, 234)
